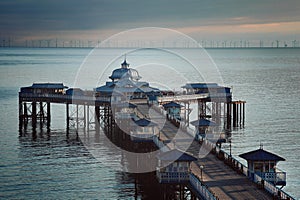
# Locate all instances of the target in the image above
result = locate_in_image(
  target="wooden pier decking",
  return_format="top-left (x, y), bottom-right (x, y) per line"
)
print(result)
top-left (136, 104), bottom-right (274, 200)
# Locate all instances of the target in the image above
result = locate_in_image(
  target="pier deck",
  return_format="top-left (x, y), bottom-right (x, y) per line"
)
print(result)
top-left (137, 104), bottom-right (273, 200)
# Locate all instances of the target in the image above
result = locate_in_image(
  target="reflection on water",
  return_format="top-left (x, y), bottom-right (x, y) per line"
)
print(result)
top-left (14, 123), bottom-right (196, 200)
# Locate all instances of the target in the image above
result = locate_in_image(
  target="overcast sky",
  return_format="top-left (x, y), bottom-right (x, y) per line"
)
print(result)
top-left (1, 0), bottom-right (300, 42)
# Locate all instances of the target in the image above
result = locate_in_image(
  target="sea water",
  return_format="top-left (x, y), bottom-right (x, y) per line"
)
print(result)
top-left (0, 47), bottom-right (299, 199)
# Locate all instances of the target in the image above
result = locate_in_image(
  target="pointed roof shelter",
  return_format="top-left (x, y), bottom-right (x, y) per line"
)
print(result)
top-left (191, 119), bottom-right (218, 127)
top-left (156, 149), bottom-right (197, 183)
top-left (156, 149), bottom-right (197, 162)
top-left (133, 118), bottom-right (157, 127)
top-left (239, 147), bottom-right (286, 186)
top-left (30, 83), bottom-right (68, 89)
top-left (95, 58), bottom-right (161, 102)
top-left (239, 148), bottom-right (285, 162)
top-left (109, 58), bottom-right (141, 82)
top-left (163, 101), bottom-right (182, 108)
top-left (21, 83), bottom-right (68, 94)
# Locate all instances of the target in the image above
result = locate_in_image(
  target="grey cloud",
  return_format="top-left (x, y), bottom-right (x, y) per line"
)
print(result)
top-left (0, 0), bottom-right (300, 34)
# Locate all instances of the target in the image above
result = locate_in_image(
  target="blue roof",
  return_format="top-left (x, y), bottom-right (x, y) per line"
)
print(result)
top-left (191, 119), bottom-right (218, 126)
top-left (109, 68), bottom-right (130, 80)
top-left (66, 88), bottom-right (84, 95)
top-left (95, 81), bottom-right (159, 94)
top-left (121, 59), bottom-right (129, 67)
top-left (29, 83), bottom-right (68, 89)
top-left (163, 101), bottom-right (182, 108)
top-left (156, 149), bottom-right (197, 161)
top-left (133, 118), bottom-right (157, 127)
top-left (182, 83), bottom-right (220, 89)
top-left (95, 84), bottom-right (114, 93)
top-left (239, 148), bottom-right (285, 161)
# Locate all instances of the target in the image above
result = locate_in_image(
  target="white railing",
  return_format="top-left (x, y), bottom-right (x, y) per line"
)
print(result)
top-left (19, 93), bottom-right (111, 102)
top-left (189, 173), bottom-right (218, 200)
top-left (157, 93), bottom-right (209, 103)
top-left (215, 146), bottom-right (294, 199)
top-left (156, 171), bottom-right (190, 183)
top-left (264, 180), bottom-right (295, 200)
top-left (129, 99), bottom-right (148, 104)
top-left (157, 93), bottom-right (231, 103)
top-left (130, 132), bottom-right (154, 142)
top-left (152, 136), bottom-right (171, 152)
top-left (260, 171), bottom-right (286, 184)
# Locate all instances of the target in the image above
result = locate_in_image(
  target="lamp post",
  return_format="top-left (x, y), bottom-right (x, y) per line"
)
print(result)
top-left (229, 137), bottom-right (232, 157)
top-left (273, 165), bottom-right (277, 185)
top-left (200, 165), bottom-right (204, 181)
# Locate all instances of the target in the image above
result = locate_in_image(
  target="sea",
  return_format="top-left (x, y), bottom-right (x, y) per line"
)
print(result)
top-left (0, 47), bottom-right (299, 199)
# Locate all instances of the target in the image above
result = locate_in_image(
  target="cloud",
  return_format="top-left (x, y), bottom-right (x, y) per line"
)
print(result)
top-left (0, 0), bottom-right (300, 39)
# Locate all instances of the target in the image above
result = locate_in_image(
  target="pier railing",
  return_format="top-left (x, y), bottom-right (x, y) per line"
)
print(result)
top-left (157, 93), bottom-right (232, 103)
top-left (153, 135), bottom-right (171, 152)
top-left (254, 174), bottom-right (294, 200)
top-left (257, 171), bottom-right (286, 184)
top-left (156, 170), bottom-right (190, 183)
top-left (215, 147), bottom-right (294, 199)
top-left (185, 131), bottom-right (294, 200)
top-left (189, 173), bottom-right (218, 200)
top-left (19, 93), bottom-right (111, 103)
top-left (157, 94), bottom-right (209, 103)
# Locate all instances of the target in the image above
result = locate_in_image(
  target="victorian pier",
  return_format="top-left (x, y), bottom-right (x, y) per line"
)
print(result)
top-left (19, 59), bottom-right (294, 200)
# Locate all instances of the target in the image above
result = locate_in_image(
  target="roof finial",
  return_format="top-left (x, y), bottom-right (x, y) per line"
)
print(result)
top-left (259, 142), bottom-right (263, 149)
top-left (121, 54), bottom-right (129, 68)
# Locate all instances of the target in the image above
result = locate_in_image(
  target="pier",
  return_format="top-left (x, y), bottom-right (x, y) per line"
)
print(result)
top-left (18, 59), bottom-right (295, 200)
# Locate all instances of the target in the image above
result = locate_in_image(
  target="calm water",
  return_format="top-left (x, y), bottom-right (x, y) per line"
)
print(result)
top-left (0, 48), bottom-right (299, 199)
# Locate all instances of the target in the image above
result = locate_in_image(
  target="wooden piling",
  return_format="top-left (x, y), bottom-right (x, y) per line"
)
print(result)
top-left (95, 106), bottom-right (100, 132)
top-left (66, 103), bottom-right (69, 129)
top-left (32, 102), bottom-right (37, 126)
top-left (232, 103), bottom-right (236, 127)
top-left (46, 102), bottom-right (51, 123)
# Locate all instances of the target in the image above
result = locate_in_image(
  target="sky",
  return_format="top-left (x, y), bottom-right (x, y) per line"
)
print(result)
top-left (1, 0), bottom-right (300, 45)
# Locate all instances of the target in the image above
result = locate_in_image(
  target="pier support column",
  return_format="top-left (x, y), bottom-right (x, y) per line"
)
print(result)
top-left (95, 106), bottom-right (100, 133)
top-left (76, 104), bottom-right (79, 131)
top-left (236, 103), bottom-right (239, 126)
top-left (226, 102), bottom-right (231, 129)
top-left (39, 102), bottom-right (44, 122)
top-left (87, 105), bottom-right (90, 132)
top-left (198, 100), bottom-right (206, 119)
top-left (19, 100), bottom-right (23, 127)
top-left (66, 103), bottom-right (70, 129)
top-left (242, 102), bottom-right (245, 126)
top-left (32, 102), bottom-right (37, 127)
top-left (47, 102), bottom-right (51, 128)
top-left (232, 103), bottom-right (236, 127)
top-left (83, 105), bottom-right (87, 130)
top-left (187, 103), bottom-right (190, 126)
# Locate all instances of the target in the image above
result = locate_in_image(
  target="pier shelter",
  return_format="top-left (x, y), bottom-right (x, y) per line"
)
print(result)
top-left (21, 83), bottom-right (68, 94)
top-left (130, 118), bottom-right (159, 142)
top-left (66, 88), bottom-right (84, 96)
top-left (239, 147), bottom-right (286, 186)
top-left (191, 118), bottom-right (218, 141)
top-left (156, 149), bottom-right (197, 183)
top-left (95, 59), bottom-right (161, 103)
top-left (182, 83), bottom-right (231, 98)
top-left (114, 102), bottom-right (137, 120)
top-left (162, 101), bottom-right (182, 120)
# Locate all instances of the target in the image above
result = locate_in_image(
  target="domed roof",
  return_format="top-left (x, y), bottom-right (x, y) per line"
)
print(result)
top-left (109, 59), bottom-right (141, 82)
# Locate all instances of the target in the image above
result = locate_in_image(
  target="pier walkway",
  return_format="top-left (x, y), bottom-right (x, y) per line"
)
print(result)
top-left (137, 104), bottom-right (273, 200)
